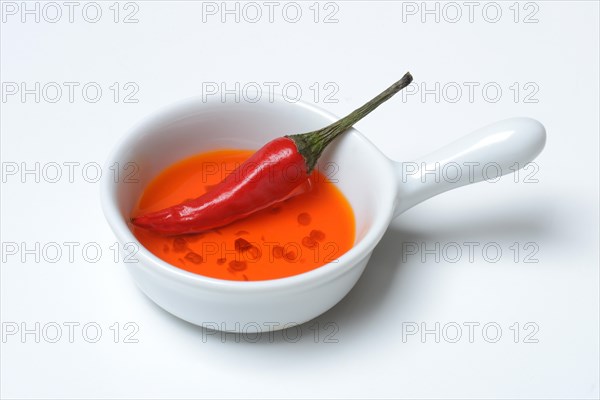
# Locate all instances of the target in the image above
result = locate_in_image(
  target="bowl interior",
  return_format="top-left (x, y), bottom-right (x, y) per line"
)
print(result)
top-left (107, 97), bottom-right (397, 273)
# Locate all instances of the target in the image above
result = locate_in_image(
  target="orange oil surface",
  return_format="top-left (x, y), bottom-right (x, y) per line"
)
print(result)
top-left (131, 149), bottom-right (355, 281)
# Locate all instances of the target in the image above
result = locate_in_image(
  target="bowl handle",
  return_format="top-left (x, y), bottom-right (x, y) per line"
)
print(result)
top-left (391, 117), bottom-right (546, 218)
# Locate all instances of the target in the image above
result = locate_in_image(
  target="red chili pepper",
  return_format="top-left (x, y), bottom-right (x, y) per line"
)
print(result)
top-left (132, 72), bottom-right (413, 235)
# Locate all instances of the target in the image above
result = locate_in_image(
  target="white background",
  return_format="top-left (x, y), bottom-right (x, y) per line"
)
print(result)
top-left (1, 1), bottom-right (598, 399)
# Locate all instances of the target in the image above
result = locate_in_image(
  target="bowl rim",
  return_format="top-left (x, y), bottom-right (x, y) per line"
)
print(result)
top-left (100, 93), bottom-right (398, 292)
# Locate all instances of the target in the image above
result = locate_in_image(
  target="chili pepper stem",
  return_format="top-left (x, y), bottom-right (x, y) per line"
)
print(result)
top-left (287, 72), bottom-right (413, 172)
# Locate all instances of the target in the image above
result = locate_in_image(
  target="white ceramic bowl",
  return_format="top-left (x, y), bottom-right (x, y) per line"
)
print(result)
top-left (101, 95), bottom-right (546, 332)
